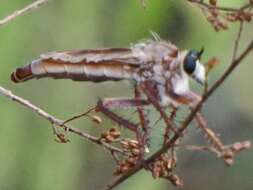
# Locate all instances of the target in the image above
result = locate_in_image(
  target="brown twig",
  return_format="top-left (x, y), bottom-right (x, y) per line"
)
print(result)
top-left (0, 86), bottom-right (123, 154)
top-left (62, 107), bottom-right (96, 125)
top-left (0, 0), bottom-right (49, 27)
top-left (232, 21), bottom-right (244, 61)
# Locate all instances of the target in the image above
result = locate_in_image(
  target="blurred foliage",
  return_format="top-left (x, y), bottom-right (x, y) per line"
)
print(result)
top-left (0, 0), bottom-right (253, 190)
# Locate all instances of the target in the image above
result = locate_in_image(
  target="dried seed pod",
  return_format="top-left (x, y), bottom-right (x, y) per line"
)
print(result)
top-left (127, 139), bottom-right (139, 149)
top-left (126, 156), bottom-right (138, 166)
top-left (222, 149), bottom-right (234, 166)
top-left (55, 133), bottom-right (70, 143)
top-left (206, 57), bottom-right (219, 73)
top-left (91, 115), bottom-right (102, 124)
top-left (131, 148), bottom-right (140, 156)
top-left (152, 164), bottom-right (162, 179)
top-left (109, 127), bottom-right (121, 139)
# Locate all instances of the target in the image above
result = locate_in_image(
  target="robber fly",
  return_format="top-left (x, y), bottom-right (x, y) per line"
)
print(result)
top-left (11, 36), bottom-right (243, 168)
top-left (11, 36), bottom-right (205, 112)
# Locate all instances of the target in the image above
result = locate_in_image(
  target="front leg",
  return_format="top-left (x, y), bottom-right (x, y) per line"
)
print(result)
top-left (63, 97), bottom-right (149, 126)
top-left (100, 97), bottom-right (150, 110)
top-left (135, 85), bottom-right (152, 153)
top-left (179, 90), bottom-right (234, 164)
top-left (96, 99), bottom-right (139, 132)
top-left (96, 97), bottom-right (150, 161)
top-left (139, 81), bottom-right (178, 134)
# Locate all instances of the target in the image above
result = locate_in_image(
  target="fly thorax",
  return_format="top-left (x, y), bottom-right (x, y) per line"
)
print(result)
top-left (151, 64), bottom-right (166, 84)
top-left (157, 85), bottom-right (172, 106)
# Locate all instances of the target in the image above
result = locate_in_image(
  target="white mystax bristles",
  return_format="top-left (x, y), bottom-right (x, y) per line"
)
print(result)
top-left (193, 60), bottom-right (206, 85)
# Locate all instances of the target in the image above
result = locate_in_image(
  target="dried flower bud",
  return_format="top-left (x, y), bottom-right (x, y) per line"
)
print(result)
top-left (100, 132), bottom-right (108, 139)
top-left (55, 133), bottom-right (70, 143)
top-left (91, 115), bottom-right (102, 124)
top-left (127, 139), bottom-right (139, 148)
top-left (206, 57), bottom-right (219, 72)
top-left (131, 148), bottom-right (140, 156)
top-left (126, 156), bottom-right (138, 166)
top-left (109, 128), bottom-right (121, 139)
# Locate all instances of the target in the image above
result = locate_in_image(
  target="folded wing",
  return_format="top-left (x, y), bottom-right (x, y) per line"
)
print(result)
top-left (11, 48), bottom-right (141, 83)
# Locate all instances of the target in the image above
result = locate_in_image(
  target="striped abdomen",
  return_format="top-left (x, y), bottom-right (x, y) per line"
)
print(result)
top-left (11, 49), bottom-right (140, 83)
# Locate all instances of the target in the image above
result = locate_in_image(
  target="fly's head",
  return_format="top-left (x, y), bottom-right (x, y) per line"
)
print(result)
top-left (182, 48), bottom-right (206, 85)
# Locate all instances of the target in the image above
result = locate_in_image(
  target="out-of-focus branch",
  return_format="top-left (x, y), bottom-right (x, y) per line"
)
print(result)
top-left (0, 86), bottom-right (123, 154)
top-left (0, 0), bottom-right (49, 27)
top-left (232, 22), bottom-right (244, 61)
top-left (188, 0), bottom-right (253, 12)
top-left (187, 1), bottom-right (253, 31)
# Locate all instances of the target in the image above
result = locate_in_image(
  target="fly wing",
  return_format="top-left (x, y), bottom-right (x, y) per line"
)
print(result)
top-left (11, 48), bottom-right (141, 83)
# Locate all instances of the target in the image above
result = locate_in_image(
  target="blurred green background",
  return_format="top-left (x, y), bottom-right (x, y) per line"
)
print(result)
top-left (0, 0), bottom-right (253, 190)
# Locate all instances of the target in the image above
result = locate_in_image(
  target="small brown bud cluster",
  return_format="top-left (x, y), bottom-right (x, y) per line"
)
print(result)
top-left (151, 153), bottom-right (177, 179)
top-left (226, 11), bottom-right (252, 22)
top-left (114, 156), bottom-right (139, 175)
top-left (114, 139), bottom-right (141, 175)
top-left (100, 128), bottom-right (121, 143)
top-left (148, 153), bottom-right (182, 186)
top-left (219, 141), bottom-right (251, 166)
top-left (207, 13), bottom-right (228, 31)
top-left (223, 141), bottom-right (252, 166)
top-left (120, 139), bottom-right (140, 155)
top-left (201, 2), bottom-right (253, 31)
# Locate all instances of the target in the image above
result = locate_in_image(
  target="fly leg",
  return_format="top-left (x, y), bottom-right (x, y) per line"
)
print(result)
top-left (96, 97), bottom-right (151, 162)
top-left (179, 90), bottom-right (235, 165)
top-left (134, 85), bottom-right (152, 157)
top-left (139, 81), bottom-right (178, 135)
top-left (96, 97), bottom-right (149, 132)
top-left (62, 97), bottom-right (149, 126)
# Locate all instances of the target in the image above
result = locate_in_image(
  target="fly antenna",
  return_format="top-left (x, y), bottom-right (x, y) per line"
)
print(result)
top-left (198, 46), bottom-right (205, 59)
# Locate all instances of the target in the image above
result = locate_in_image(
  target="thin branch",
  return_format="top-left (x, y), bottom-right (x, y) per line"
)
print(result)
top-left (0, 86), bottom-right (123, 154)
top-left (102, 40), bottom-right (253, 190)
top-left (0, 0), bottom-right (49, 27)
top-left (232, 22), bottom-right (244, 61)
top-left (62, 107), bottom-right (96, 125)
top-left (177, 144), bottom-right (220, 154)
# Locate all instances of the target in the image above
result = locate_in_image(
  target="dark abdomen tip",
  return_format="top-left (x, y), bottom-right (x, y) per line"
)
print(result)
top-left (11, 65), bottom-right (33, 83)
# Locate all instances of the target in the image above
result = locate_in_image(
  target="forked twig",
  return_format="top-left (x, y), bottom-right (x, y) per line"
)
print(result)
top-left (0, 86), bottom-right (123, 154)
top-left (62, 107), bottom-right (96, 125)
